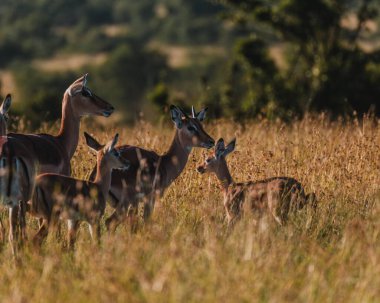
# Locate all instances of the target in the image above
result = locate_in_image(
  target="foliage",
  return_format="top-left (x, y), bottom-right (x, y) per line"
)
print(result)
top-left (91, 43), bottom-right (169, 123)
top-left (213, 0), bottom-right (380, 119)
top-left (11, 65), bottom-right (76, 127)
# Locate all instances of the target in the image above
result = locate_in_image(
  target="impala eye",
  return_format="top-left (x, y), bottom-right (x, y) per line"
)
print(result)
top-left (187, 125), bottom-right (198, 133)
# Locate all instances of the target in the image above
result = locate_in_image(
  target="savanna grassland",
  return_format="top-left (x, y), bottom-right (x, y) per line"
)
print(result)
top-left (0, 116), bottom-right (379, 303)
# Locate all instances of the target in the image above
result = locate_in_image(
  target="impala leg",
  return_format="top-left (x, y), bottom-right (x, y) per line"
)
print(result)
top-left (105, 209), bottom-right (121, 233)
top-left (9, 205), bottom-right (20, 255)
top-left (67, 219), bottom-right (79, 249)
top-left (105, 200), bottom-right (130, 233)
top-left (128, 203), bottom-right (139, 233)
top-left (18, 201), bottom-right (27, 242)
top-left (143, 195), bottom-right (155, 221)
top-left (0, 217), bottom-right (5, 243)
top-left (33, 219), bottom-right (49, 246)
top-left (88, 221), bottom-right (101, 246)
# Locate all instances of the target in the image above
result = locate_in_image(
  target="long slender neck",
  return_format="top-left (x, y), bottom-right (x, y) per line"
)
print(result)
top-left (160, 130), bottom-right (192, 189)
top-left (0, 116), bottom-right (7, 136)
top-left (57, 94), bottom-right (80, 159)
top-left (215, 159), bottom-right (234, 192)
top-left (93, 156), bottom-right (113, 199)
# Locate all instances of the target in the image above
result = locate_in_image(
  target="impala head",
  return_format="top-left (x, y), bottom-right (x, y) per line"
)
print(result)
top-left (170, 105), bottom-right (215, 149)
top-left (0, 94), bottom-right (11, 136)
top-left (84, 132), bottom-right (130, 171)
top-left (65, 74), bottom-right (114, 118)
top-left (197, 138), bottom-right (236, 175)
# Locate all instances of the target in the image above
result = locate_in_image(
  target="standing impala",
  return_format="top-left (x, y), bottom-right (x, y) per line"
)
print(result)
top-left (197, 138), bottom-right (316, 227)
top-left (29, 132), bottom-right (129, 247)
top-left (0, 94), bottom-right (11, 136)
top-left (90, 105), bottom-right (215, 231)
top-left (0, 94), bottom-right (12, 240)
top-left (0, 74), bottom-right (114, 252)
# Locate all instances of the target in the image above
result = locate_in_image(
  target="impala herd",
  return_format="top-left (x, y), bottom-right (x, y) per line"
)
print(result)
top-left (0, 74), bottom-right (316, 254)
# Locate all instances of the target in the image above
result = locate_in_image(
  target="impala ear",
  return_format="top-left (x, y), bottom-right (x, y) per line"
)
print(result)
top-left (170, 105), bottom-right (185, 129)
top-left (215, 138), bottom-right (225, 159)
top-left (82, 73), bottom-right (88, 88)
top-left (107, 133), bottom-right (119, 151)
top-left (0, 94), bottom-right (11, 115)
top-left (195, 107), bottom-right (208, 122)
top-left (66, 74), bottom-right (88, 96)
top-left (84, 132), bottom-right (104, 152)
top-left (223, 138), bottom-right (236, 157)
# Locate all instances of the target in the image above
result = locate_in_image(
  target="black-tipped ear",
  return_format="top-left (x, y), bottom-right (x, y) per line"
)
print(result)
top-left (224, 138), bottom-right (236, 157)
top-left (0, 94), bottom-right (11, 114)
top-left (84, 132), bottom-right (104, 152)
top-left (107, 133), bottom-right (119, 151)
top-left (196, 107), bottom-right (208, 122)
top-left (82, 73), bottom-right (89, 88)
top-left (215, 138), bottom-right (225, 159)
top-left (170, 105), bottom-right (184, 129)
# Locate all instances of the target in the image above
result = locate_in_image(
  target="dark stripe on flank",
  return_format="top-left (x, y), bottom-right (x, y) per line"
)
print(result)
top-left (6, 143), bottom-right (13, 197)
top-left (17, 157), bottom-right (30, 198)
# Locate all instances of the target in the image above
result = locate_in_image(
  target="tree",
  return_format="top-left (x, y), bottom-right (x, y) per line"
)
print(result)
top-left (217, 0), bottom-right (380, 119)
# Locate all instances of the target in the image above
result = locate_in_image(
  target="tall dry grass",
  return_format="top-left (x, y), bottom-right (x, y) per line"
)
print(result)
top-left (0, 116), bottom-right (379, 302)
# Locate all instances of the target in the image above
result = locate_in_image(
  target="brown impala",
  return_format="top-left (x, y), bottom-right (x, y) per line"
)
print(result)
top-left (90, 105), bottom-right (215, 231)
top-left (0, 74), bottom-right (114, 253)
top-left (28, 132), bottom-right (129, 248)
top-left (197, 138), bottom-right (316, 227)
top-left (0, 94), bottom-right (11, 136)
top-left (0, 94), bottom-right (12, 240)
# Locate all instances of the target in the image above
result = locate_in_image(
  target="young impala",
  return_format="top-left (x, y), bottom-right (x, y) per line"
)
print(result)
top-left (28, 132), bottom-right (129, 247)
top-left (90, 105), bottom-right (215, 231)
top-left (0, 74), bottom-right (114, 253)
top-left (197, 138), bottom-right (316, 227)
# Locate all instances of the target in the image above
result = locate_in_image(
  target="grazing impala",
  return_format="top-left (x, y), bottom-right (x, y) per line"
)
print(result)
top-left (0, 94), bottom-right (12, 240)
top-left (28, 132), bottom-right (129, 247)
top-left (90, 105), bottom-right (215, 231)
top-left (0, 74), bottom-right (114, 252)
top-left (197, 138), bottom-right (316, 227)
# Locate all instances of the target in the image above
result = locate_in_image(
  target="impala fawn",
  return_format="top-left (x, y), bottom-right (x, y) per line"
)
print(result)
top-left (28, 132), bottom-right (129, 247)
top-left (90, 105), bottom-right (215, 232)
top-left (197, 138), bottom-right (316, 227)
top-left (0, 74), bottom-right (114, 253)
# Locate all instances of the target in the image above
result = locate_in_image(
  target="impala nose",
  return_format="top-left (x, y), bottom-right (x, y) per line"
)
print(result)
top-left (197, 166), bottom-right (206, 174)
top-left (102, 106), bottom-right (114, 117)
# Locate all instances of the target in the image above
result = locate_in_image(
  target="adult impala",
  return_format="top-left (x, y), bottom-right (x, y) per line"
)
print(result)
top-left (90, 105), bottom-right (215, 231)
top-left (29, 132), bottom-right (129, 248)
top-left (0, 74), bottom-right (114, 252)
top-left (0, 94), bottom-right (11, 136)
top-left (197, 138), bottom-right (316, 227)
top-left (0, 94), bottom-right (12, 241)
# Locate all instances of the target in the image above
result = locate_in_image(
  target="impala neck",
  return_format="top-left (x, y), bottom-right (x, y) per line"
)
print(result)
top-left (57, 94), bottom-right (80, 160)
top-left (93, 157), bottom-right (113, 199)
top-left (161, 130), bottom-right (192, 189)
top-left (216, 159), bottom-right (233, 192)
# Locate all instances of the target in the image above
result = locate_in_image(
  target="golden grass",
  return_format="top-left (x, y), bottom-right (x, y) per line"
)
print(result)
top-left (0, 116), bottom-right (379, 302)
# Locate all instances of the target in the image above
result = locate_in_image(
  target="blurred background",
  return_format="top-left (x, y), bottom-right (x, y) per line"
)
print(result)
top-left (0, 0), bottom-right (380, 128)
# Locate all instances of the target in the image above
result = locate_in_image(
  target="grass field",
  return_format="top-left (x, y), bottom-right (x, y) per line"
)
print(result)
top-left (0, 116), bottom-right (379, 302)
